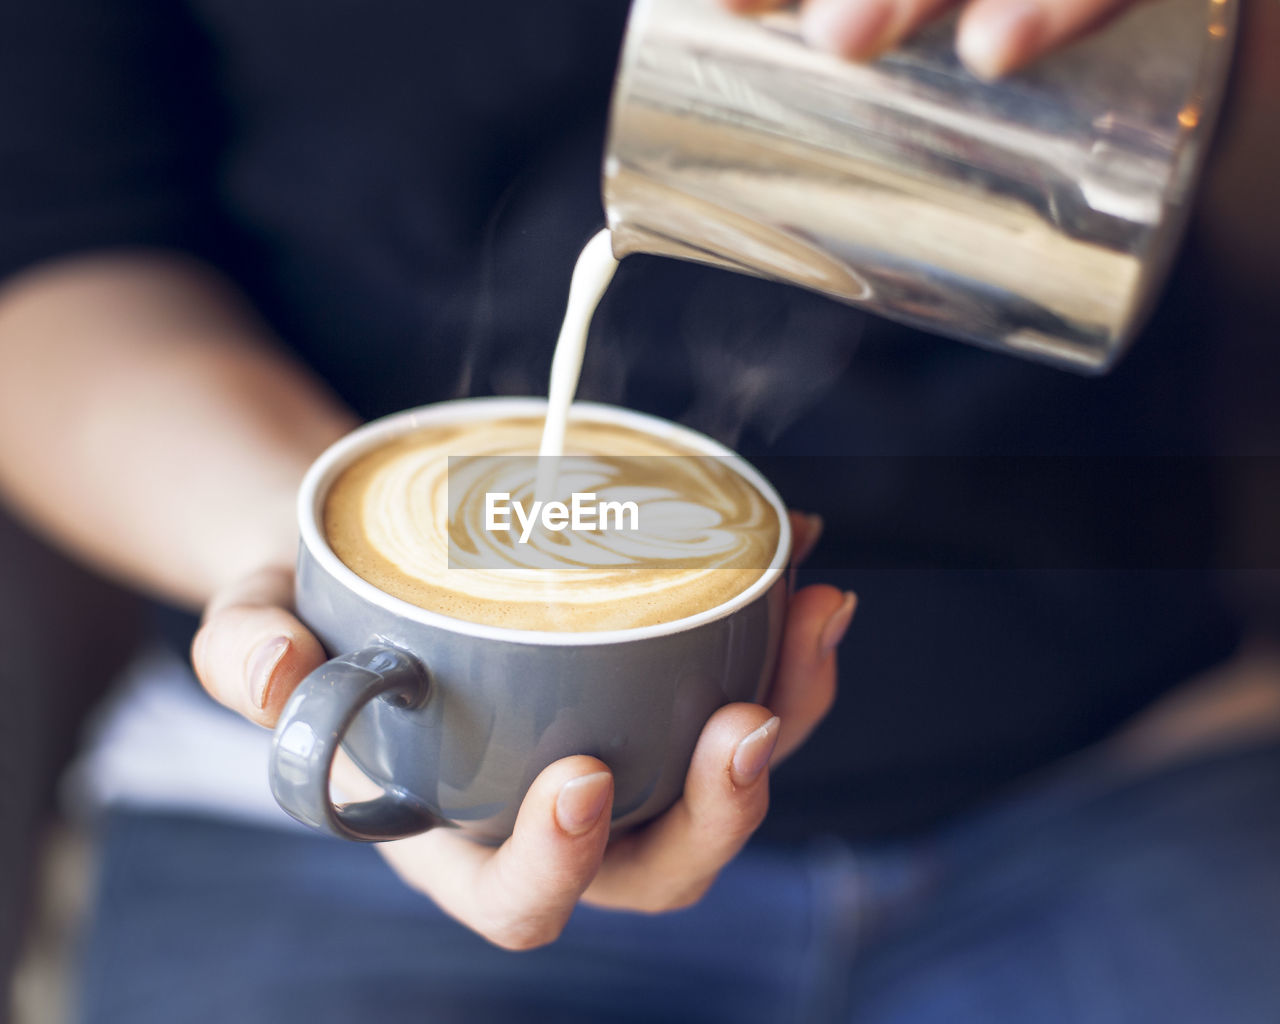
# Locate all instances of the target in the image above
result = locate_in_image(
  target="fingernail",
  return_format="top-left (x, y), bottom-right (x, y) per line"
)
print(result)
top-left (555, 772), bottom-right (612, 836)
top-left (731, 716), bottom-right (781, 788)
top-left (803, 0), bottom-right (896, 59)
top-left (249, 636), bottom-right (290, 709)
top-left (957, 0), bottom-right (1045, 80)
top-left (819, 592), bottom-right (857, 658)
top-left (793, 513), bottom-right (825, 566)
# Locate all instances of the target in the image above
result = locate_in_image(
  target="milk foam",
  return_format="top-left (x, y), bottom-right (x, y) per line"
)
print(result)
top-left (323, 417), bottom-right (779, 631)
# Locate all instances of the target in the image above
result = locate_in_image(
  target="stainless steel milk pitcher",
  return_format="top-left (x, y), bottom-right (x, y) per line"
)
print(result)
top-left (603, 0), bottom-right (1236, 372)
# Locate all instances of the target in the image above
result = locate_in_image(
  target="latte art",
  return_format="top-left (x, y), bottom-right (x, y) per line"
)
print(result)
top-left (324, 416), bottom-right (780, 631)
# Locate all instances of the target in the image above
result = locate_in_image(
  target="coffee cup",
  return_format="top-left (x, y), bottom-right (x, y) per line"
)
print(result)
top-left (268, 397), bottom-right (790, 842)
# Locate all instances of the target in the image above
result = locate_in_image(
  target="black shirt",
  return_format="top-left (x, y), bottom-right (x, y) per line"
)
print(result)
top-left (0, 0), bottom-right (1254, 841)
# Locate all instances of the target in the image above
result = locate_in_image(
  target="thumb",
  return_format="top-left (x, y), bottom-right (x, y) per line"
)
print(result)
top-left (192, 566), bottom-right (327, 726)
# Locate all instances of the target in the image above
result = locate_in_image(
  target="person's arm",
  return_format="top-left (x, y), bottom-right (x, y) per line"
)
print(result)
top-left (0, 252), bottom-right (355, 610)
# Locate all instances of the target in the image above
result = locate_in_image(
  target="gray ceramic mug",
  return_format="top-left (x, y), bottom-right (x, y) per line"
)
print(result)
top-left (268, 397), bottom-right (791, 843)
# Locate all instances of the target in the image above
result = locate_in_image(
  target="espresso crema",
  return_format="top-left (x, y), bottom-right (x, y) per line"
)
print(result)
top-left (323, 416), bottom-right (780, 631)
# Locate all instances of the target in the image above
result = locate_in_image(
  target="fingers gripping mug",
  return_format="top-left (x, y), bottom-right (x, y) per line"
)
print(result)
top-left (268, 398), bottom-right (790, 843)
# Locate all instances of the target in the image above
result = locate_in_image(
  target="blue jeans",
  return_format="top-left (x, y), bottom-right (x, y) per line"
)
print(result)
top-left (77, 741), bottom-right (1280, 1024)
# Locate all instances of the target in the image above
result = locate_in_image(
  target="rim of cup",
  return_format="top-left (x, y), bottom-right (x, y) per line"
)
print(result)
top-left (298, 397), bottom-right (792, 646)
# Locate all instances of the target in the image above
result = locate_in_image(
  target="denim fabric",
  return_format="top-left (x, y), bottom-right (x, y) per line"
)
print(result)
top-left (77, 742), bottom-right (1280, 1024)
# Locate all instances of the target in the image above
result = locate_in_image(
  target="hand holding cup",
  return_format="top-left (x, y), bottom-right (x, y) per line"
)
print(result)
top-left (192, 400), bottom-right (854, 950)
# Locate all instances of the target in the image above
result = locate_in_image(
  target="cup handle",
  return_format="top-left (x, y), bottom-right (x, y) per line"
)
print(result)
top-left (268, 643), bottom-right (441, 842)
